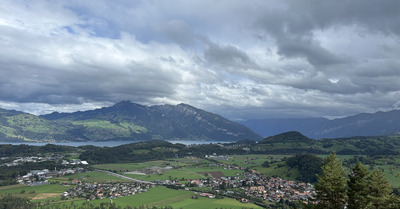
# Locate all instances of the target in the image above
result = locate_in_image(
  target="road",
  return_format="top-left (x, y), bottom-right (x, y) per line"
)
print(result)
top-left (95, 169), bottom-right (155, 185)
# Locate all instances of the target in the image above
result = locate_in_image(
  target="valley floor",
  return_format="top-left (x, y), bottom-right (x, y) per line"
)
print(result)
top-left (1, 154), bottom-right (400, 208)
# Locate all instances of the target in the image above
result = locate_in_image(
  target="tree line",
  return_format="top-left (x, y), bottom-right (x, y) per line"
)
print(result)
top-left (311, 152), bottom-right (399, 209)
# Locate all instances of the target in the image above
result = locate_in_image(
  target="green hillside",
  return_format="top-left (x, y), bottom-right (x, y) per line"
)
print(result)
top-left (41, 101), bottom-right (262, 142)
top-left (0, 108), bottom-right (76, 142)
top-left (0, 101), bottom-right (262, 142)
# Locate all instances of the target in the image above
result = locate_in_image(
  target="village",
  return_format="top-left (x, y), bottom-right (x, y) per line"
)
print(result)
top-left (11, 158), bottom-right (90, 185)
top-left (62, 182), bottom-right (153, 200)
top-left (5, 152), bottom-right (315, 204)
top-left (154, 162), bottom-right (315, 203)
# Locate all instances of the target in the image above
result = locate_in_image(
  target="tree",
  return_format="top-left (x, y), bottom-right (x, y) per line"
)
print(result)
top-left (347, 160), bottom-right (370, 209)
top-left (262, 160), bottom-right (270, 168)
top-left (368, 169), bottom-right (395, 209)
top-left (314, 152), bottom-right (346, 209)
top-left (0, 194), bottom-right (34, 209)
top-left (285, 153), bottom-right (323, 183)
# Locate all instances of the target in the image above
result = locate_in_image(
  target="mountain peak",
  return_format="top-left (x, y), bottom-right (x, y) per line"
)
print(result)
top-left (37, 101), bottom-right (262, 142)
top-left (113, 100), bottom-right (133, 106)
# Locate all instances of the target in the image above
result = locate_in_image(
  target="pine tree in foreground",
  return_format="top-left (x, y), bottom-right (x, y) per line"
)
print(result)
top-left (368, 169), bottom-right (395, 209)
top-left (347, 160), bottom-right (370, 209)
top-left (314, 152), bottom-right (346, 209)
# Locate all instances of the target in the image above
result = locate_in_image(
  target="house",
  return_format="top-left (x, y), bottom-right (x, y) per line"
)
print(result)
top-left (241, 198), bottom-right (249, 203)
top-left (71, 179), bottom-right (80, 184)
top-left (199, 193), bottom-right (215, 198)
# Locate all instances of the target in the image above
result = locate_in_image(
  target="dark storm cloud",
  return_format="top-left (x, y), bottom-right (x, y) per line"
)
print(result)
top-left (0, 57), bottom-right (181, 105)
top-left (0, 0), bottom-right (400, 119)
top-left (204, 42), bottom-right (253, 68)
top-left (254, 0), bottom-right (400, 66)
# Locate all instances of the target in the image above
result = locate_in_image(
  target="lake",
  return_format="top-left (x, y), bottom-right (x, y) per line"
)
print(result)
top-left (0, 140), bottom-right (232, 147)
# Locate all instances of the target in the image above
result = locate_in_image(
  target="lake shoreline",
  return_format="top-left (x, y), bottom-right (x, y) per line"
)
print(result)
top-left (0, 140), bottom-right (233, 147)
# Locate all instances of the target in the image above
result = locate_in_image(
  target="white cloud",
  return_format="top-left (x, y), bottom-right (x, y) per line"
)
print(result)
top-left (0, 0), bottom-right (399, 120)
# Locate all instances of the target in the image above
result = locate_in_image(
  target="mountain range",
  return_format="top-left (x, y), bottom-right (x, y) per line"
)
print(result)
top-left (1, 101), bottom-right (399, 142)
top-left (241, 110), bottom-right (400, 139)
top-left (0, 101), bottom-right (262, 142)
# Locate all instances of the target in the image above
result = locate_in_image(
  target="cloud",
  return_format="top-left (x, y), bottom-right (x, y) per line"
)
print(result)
top-left (0, 0), bottom-right (400, 120)
top-left (204, 42), bottom-right (253, 68)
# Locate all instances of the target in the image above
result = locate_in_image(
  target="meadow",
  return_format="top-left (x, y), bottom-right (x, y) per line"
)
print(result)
top-left (1, 154), bottom-right (399, 208)
top-left (0, 184), bottom-right (73, 200)
top-left (124, 166), bottom-right (242, 182)
top-left (53, 187), bottom-right (262, 209)
top-left (49, 171), bottom-right (130, 183)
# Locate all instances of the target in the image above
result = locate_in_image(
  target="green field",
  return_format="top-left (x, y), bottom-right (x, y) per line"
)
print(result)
top-left (372, 164), bottom-right (400, 187)
top-left (1, 154), bottom-right (399, 208)
top-left (53, 187), bottom-right (262, 209)
top-left (221, 154), bottom-right (287, 168)
top-left (49, 171), bottom-right (130, 183)
top-left (93, 160), bottom-right (170, 171)
top-left (93, 158), bottom-right (213, 172)
top-left (0, 184), bottom-right (73, 200)
top-left (124, 166), bottom-right (242, 182)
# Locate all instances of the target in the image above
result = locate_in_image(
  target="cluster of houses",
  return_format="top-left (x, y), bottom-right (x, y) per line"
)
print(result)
top-left (245, 176), bottom-right (314, 202)
top-left (17, 167), bottom-right (86, 185)
top-left (62, 182), bottom-right (153, 200)
top-left (62, 159), bottom-right (89, 165)
top-left (1, 154), bottom-right (89, 167)
top-left (153, 163), bottom-right (314, 203)
top-left (205, 153), bottom-right (231, 161)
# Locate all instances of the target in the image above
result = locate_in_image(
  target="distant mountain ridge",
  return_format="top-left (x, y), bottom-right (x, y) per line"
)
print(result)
top-left (0, 101), bottom-right (261, 142)
top-left (240, 118), bottom-right (328, 137)
top-left (242, 110), bottom-right (400, 139)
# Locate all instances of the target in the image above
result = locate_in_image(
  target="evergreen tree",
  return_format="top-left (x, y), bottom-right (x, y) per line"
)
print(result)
top-left (347, 160), bottom-right (370, 209)
top-left (314, 152), bottom-right (346, 209)
top-left (368, 169), bottom-right (394, 209)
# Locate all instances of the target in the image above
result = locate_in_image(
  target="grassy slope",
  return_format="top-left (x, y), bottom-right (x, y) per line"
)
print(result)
top-left (55, 187), bottom-right (262, 209)
top-left (0, 184), bottom-right (73, 200)
top-left (115, 187), bottom-right (262, 209)
top-left (71, 119), bottom-right (148, 139)
top-left (0, 114), bottom-right (74, 141)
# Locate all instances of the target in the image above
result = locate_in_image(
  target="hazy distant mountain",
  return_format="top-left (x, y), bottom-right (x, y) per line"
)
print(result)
top-left (40, 101), bottom-right (262, 142)
top-left (306, 110), bottom-right (400, 139)
top-left (242, 110), bottom-right (400, 139)
top-left (240, 118), bottom-right (328, 137)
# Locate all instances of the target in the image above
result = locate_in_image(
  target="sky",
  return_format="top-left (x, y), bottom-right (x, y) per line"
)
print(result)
top-left (0, 0), bottom-right (400, 120)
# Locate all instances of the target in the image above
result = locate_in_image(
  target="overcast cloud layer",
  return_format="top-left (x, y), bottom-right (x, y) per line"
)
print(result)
top-left (1, 0), bottom-right (400, 120)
